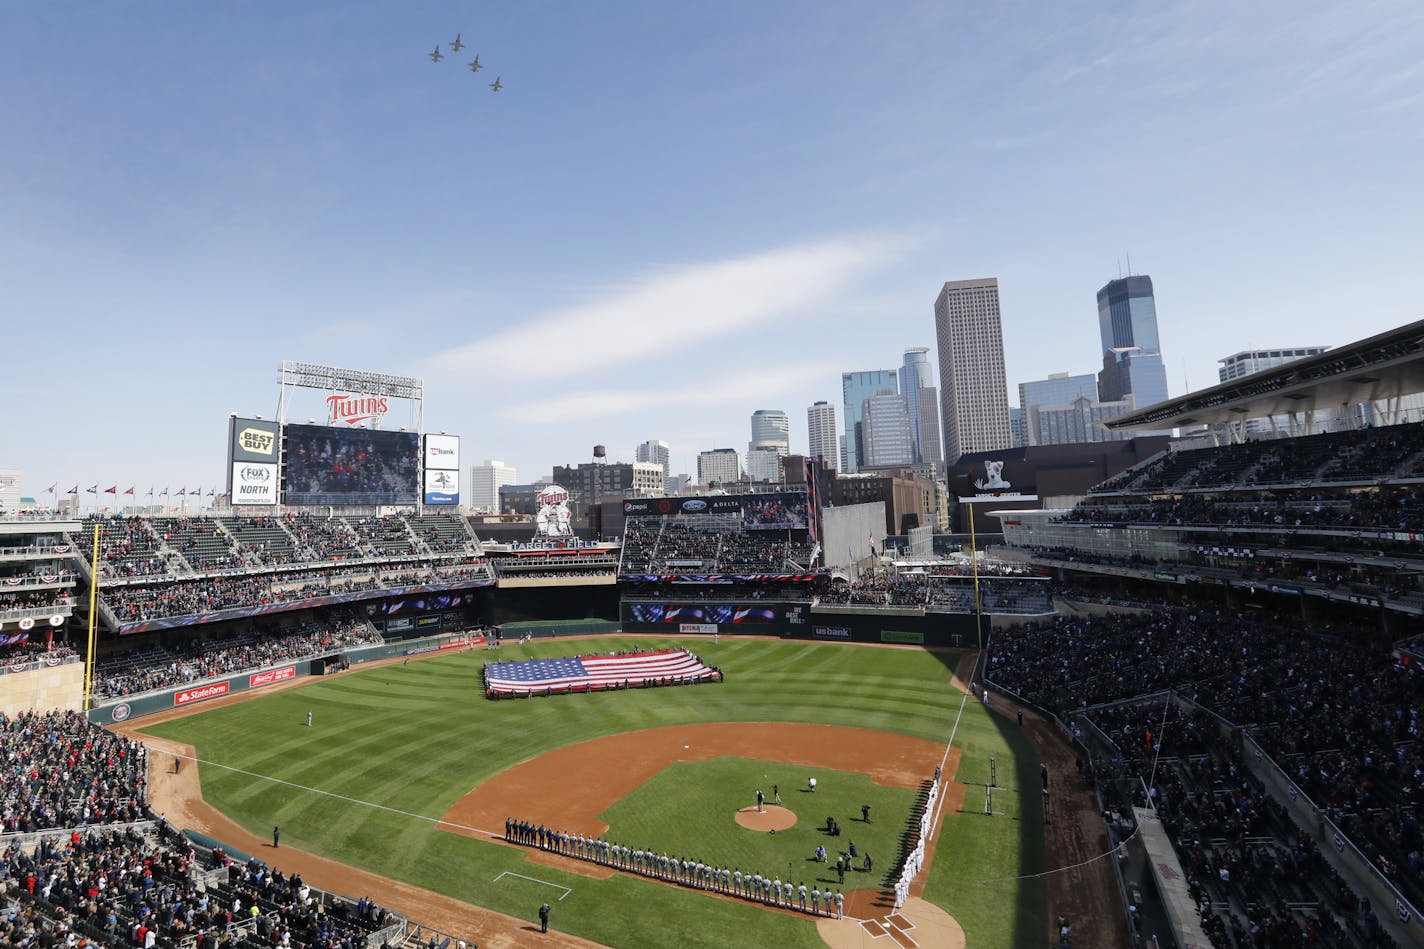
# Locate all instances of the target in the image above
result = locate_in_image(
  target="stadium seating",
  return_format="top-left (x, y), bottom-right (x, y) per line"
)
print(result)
top-left (80, 514), bottom-right (168, 579)
top-left (616, 515), bottom-right (811, 575)
top-left (93, 611), bottom-right (379, 699)
top-left (158, 516), bottom-right (241, 572)
top-left (1081, 698), bottom-right (1368, 946)
top-left (0, 710), bottom-right (148, 832)
top-left (218, 515), bottom-right (301, 566)
top-left (406, 512), bottom-right (479, 555)
top-left (990, 604), bottom-right (1424, 913)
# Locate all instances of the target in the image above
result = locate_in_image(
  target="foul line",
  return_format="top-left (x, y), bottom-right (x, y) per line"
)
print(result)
top-left (928, 675), bottom-right (972, 839)
top-left (491, 871), bottom-right (572, 901)
top-left (172, 753), bottom-right (501, 840)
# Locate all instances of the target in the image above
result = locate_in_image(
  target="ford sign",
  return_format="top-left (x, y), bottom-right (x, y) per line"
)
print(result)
top-left (681, 499), bottom-right (708, 512)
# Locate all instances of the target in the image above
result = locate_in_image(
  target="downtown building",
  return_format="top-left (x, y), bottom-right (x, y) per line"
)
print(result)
top-left (807, 401), bottom-right (839, 472)
top-left (841, 369), bottom-right (898, 473)
top-left (469, 460), bottom-right (517, 513)
top-left (634, 440), bottom-right (670, 480)
top-left (934, 278), bottom-right (1013, 463)
top-left (697, 448), bottom-right (742, 486)
top-left (1095, 276), bottom-right (1171, 429)
top-left (747, 409), bottom-right (790, 482)
top-left (899, 347), bottom-right (943, 471)
top-left (1019, 372), bottom-right (1131, 446)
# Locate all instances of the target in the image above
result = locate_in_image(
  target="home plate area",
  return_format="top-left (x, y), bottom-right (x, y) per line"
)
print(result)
top-left (860, 912), bottom-right (917, 946)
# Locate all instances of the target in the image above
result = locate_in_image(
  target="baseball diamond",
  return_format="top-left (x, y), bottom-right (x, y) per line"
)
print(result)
top-left (131, 636), bottom-right (1057, 948)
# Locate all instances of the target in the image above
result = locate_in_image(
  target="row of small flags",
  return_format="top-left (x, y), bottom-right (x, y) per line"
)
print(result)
top-left (44, 484), bottom-right (213, 497)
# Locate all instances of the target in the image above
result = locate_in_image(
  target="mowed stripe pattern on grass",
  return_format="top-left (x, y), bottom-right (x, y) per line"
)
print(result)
top-left (142, 637), bottom-right (1044, 949)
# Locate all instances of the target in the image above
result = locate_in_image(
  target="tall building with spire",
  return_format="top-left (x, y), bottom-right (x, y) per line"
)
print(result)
top-left (933, 278), bottom-right (1012, 463)
top-left (1096, 275), bottom-right (1170, 416)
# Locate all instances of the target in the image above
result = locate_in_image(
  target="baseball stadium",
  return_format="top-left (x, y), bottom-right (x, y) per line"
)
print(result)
top-left (4, 325), bottom-right (1424, 949)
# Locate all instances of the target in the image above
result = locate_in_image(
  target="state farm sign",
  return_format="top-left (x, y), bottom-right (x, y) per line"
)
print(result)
top-left (249, 665), bottom-right (296, 688)
top-left (174, 682), bottom-right (230, 706)
top-left (326, 393), bottom-right (389, 426)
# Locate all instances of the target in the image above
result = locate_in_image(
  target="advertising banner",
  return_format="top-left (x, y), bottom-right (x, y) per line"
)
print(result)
top-left (679, 623), bottom-right (718, 634)
top-left (231, 462), bottom-right (279, 505)
top-left (424, 434), bottom-right (460, 471)
top-left (621, 492), bottom-right (807, 525)
top-left (423, 469), bottom-right (459, 505)
top-left (229, 417), bottom-right (280, 464)
top-left (174, 682), bottom-right (230, 706)
top-left (248, 665), bottom-right (296, 688)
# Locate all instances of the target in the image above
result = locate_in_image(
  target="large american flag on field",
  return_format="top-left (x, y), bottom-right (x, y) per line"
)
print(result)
top-left (484, 648), bottom-right (718, 695)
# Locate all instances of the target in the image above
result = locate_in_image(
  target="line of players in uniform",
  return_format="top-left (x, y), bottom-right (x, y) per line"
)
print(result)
top-left (505, 817), bottom-right (847, 918)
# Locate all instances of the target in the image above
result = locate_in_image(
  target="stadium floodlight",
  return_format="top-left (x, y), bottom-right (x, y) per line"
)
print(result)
top-left (280, 361), bottom-right (423, 402)
top-left (277, 360), bottom-right (425, 433)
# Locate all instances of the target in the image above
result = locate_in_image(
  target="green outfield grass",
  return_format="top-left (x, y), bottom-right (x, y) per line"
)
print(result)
top-left (141, 636), bottom-right (1045, 949)
top-left (599, 756), bottom-right (915, 891)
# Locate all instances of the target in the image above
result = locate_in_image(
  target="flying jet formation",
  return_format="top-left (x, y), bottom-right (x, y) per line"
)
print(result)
top-left (468, 55), bottom-right (482, 72)
top-left (428, 45), bottom-right (443, 63)
top-left (489, 76), bottom-right (502, 92)
top-left (450, 33), bottom-right (465, 52)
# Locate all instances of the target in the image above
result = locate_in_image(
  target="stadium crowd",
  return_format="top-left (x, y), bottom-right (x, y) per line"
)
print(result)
top-left (989, 603), bottom-right (1424, 915)
top-left (94, 615), bottom-right (379, 699)
top-left (0, 710), bottom-right (148, 833)
top-left (504, 818), bottom-right (849, 918)
top-left (1063, 486), bottom-right (1424, 533)
top-left (1, 826), bottom-right (395, 949)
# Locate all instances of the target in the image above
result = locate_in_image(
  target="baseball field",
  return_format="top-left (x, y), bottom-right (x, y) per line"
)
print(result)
top-left (137, 636), bottom-right (1049, 948)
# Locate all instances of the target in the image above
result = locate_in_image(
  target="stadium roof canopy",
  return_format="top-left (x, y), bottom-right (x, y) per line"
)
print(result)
top-left (1105, 318), bottom-right (1424, 431)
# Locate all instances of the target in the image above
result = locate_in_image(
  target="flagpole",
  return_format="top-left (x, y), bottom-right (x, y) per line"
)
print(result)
top-left (84, 522), bottom-right (100, 714)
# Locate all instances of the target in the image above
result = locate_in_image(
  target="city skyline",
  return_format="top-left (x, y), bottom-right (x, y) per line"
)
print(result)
top-left (4, 3), bottom-right (1422, 500)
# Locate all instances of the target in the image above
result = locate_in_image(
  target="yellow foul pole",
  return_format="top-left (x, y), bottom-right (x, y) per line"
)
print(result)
top-left (968, 505), bottom-right (983, 650)
top-left (84, 522), bottom-right (99, 714)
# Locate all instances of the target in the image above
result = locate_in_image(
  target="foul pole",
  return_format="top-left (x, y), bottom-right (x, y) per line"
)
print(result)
top-left (84, 522), bottom-right (100, 713)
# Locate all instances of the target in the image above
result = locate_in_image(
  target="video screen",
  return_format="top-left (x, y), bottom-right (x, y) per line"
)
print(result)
top-left (741, 492), bottom-right (809, 530)
top-left (283, 423), bottom-right (420, 506)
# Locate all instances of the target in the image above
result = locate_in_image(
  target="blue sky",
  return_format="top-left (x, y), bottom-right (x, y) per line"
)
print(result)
top-left (4, 1), bottom-right (1422, 501)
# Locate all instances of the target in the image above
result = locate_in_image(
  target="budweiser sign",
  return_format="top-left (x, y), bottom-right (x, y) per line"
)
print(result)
top-left (249, 665), bottom-right (296, 688)
top-left (174, 682), bottom-right (230, 706)
top-left (326, 393), bottom-right (390, 426)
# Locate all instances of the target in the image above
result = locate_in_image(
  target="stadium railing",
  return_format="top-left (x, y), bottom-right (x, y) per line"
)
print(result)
top-left (1174, 694), bottom-right (1423, 931)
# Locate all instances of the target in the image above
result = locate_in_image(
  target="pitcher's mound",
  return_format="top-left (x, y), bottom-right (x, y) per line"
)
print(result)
top-left (735, 805), bottom-right (797, 831)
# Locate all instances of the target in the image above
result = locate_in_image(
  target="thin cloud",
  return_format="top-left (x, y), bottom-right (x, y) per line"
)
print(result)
top-left (501, 364), bottom-right (834, 424)
top-left (427, 236), bottom-right (904, 383)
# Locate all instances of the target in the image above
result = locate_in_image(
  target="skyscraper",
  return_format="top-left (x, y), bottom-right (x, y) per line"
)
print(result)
top-left (806, 401), bottom-right (839, 471)
top-left (916, 394), bottom-right (943, 471)
top-left (841, 370), bottom-right (898, 473)
top-left (469, 460), bottom-right (516, 513)
top-left (1097, 275), bottom-right (1160, 354)
top-left (1095, 275), bottom-right (1170, 414)
top-left (747, 409), bottom-right (790, 482)
top-left (861, 391), bottom-right (916, 468)
top-left (634, 439), bottom-right (670, 480)
top-left (898, 347), bottom-right (936, 464)
top-left (933, 278), bottom-right (1013, 463)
